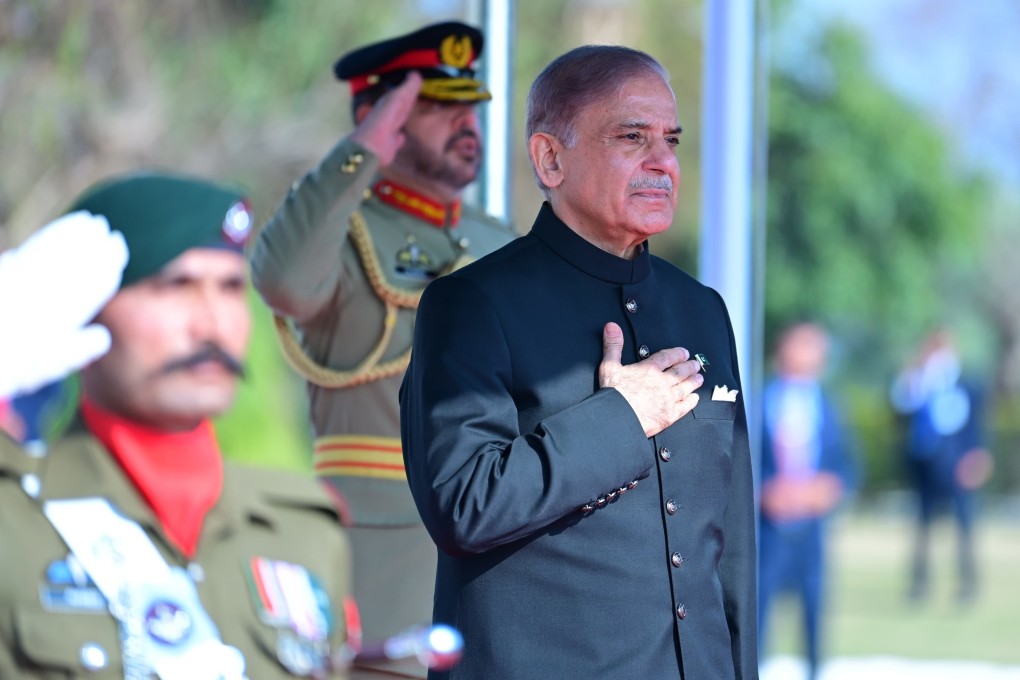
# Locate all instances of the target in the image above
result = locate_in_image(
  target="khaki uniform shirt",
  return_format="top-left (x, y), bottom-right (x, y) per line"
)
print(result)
top-left (249, 138), bottom-right (515, 676)
top-left (0, 427), bottom-right (351, 679)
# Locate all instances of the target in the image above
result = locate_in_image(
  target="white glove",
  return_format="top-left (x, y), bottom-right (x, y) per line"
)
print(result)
top-left (0, 211), bottom-right (129, 398)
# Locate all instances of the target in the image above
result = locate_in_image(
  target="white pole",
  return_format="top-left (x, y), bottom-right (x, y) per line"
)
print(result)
top-left (469, 0), bottom-right (515, 224)
top-left (700, 0), bottom-right (764, 481)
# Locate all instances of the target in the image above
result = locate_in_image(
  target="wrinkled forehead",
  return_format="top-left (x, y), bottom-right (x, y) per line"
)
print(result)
top-left (583, 73), bottom-right (679, 128)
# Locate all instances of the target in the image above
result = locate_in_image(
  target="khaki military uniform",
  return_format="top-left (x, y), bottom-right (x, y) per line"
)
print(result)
top-left (250, 138), bottom-right (515, 677)
top-left (0, 426), bottom-right (351, 678)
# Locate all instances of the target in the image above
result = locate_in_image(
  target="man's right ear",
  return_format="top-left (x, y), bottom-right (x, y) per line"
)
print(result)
top-left (528, 133), bottom-right (564, 189)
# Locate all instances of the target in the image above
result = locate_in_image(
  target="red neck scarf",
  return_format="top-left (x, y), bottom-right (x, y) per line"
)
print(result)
top-left (81, 399), bottom-right (223, 558)
top-left (373, 179), bottom-right (461, 228)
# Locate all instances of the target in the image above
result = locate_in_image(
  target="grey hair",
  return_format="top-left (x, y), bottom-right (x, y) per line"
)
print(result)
top-left (525, 45), bottom-right (669, 192)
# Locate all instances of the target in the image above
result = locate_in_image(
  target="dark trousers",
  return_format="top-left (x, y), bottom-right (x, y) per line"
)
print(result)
top-left (758, 520), bottom-right (825, 680)
top-left (908, 456), bottom-right (978, 601)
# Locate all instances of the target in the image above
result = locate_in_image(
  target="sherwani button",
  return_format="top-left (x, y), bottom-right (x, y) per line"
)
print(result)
top-left (665, 499), bottom-right (678, 515)
top-left (671, 552), bottom-right (684, 568)
top-left (658, 446), bottom-right (672, 462)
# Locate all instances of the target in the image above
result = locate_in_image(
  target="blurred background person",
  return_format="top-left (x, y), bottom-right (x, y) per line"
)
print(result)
top-left (891, 327), bottom-right (993, 605)
top-left (758, 322), bottom-right (858, 680)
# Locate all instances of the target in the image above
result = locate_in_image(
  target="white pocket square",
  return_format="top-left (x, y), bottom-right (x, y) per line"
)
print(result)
top-left (711, 385), bottom-right (739, 402)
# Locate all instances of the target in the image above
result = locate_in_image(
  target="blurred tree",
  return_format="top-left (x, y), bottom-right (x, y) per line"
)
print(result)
top-left (763, 16), bottom-right (1007, 496)
top-left (764, 24), bottom-right (989, 382)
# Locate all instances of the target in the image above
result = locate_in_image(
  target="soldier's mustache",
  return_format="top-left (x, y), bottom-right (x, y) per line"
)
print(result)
top-left (629, 176), bottom-right (673, 191)
top-left (160, 343), bottom-right (246, 378)
top-left (445, 129), bottom-right (480, 152)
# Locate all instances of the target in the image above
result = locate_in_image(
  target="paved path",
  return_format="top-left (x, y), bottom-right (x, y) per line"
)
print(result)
top-left (762, 655), bottom-right (1020, 680)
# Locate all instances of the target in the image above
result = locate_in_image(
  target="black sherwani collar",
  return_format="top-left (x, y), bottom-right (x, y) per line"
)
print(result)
top-left (530, 202), bottom-right (652, 285)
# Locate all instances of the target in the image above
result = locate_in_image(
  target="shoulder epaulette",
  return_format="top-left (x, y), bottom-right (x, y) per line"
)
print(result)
top-left (227, 462), bottom-right (348, 523)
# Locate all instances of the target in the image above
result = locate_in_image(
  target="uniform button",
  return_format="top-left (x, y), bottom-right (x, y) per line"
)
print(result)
top-left (80, 642), bottom-right (108, 670)
top-left (658, 446), bottom-right (672, 462)
top-left (625, 298), bottom-right (638, 313)
top-left (665, 499), bottom-right (678, 515)
top-left (671, 552), bottom-right (684, 568)
top-left (676, 604), bottom-right (687, 620)
top-left (187, 562), bottom-right (206, 583)
top-left (638, 345), bottom-right (650, 358)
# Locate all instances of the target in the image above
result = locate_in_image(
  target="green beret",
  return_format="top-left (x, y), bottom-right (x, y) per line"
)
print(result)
top-left (68, 172), bottom-right (253, 287)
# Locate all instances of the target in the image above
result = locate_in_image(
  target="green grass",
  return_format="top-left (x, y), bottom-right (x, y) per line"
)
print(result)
top-left (763, 511), bottom-right (1020, 665)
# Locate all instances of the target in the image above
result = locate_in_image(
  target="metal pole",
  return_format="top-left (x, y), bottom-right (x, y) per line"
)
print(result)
top-left (699, 0), bottom-right (764, 485)
top-left (469, 0), bottom-right (515, 225)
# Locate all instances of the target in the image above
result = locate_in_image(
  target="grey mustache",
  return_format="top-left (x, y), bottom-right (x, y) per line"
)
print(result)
top-left (629, 176), bottom-right (673, 191)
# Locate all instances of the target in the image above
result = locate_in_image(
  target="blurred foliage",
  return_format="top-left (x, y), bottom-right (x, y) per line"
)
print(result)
top-left (213, 290), bottom-right (310, 471)
top-left (764, 25), bottom-right (989, 378)
top-left (987, 396), bottom-right (1020, 496)
top-left (762, 19), bottom-right (1020, 498)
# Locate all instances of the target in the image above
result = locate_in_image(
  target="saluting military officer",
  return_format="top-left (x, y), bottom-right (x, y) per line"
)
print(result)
top-left (249, 21), bottom-right (516, 678)
top-left (0, 173), bottom-right (354, 678)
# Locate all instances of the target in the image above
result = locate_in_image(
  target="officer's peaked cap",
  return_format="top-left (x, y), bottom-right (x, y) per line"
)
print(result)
top-left (334, 21), bottom-right (491, 103)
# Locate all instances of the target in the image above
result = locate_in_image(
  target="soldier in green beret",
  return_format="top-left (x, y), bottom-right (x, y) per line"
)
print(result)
top-left (249, 21), bottom-right (517, 679)
top-left (0, 172), bottom-right (355, 678)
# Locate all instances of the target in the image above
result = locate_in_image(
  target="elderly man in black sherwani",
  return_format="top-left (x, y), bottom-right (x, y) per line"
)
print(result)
top-left (401, 44), bottom-right (757, 680)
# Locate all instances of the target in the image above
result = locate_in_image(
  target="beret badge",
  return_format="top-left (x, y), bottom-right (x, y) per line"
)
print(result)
top-left (222, 199), bottom-right (253, 246)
